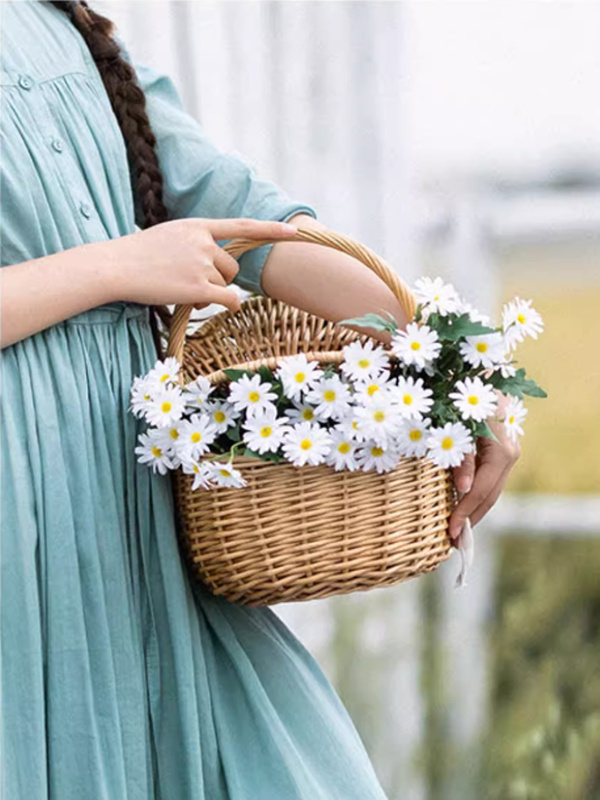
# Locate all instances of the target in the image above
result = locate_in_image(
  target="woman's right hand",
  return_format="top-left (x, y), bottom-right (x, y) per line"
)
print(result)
top-left (107, 217), bottom-right (299, 313)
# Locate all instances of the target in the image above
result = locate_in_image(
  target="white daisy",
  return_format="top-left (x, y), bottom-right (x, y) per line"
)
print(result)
top-left (281, 421), bottom-right (333, 467)
top-left (396, 417), bottom-right (432, 458)
top-left (340, 340), bottom-right (389, 382)
top-left (455, 299), bottom-right (492, 326)
top-left (448, 376), bottom-right (498, 422)
top-left (145, 356), bottom-right (181, 391)
top-left (352, 371), bottom-right (394, 404)
top-left (502, 297), bottom-right (544, 350)
top-left (495, 352), bottom-right (517, 379)
top-left (414, 276), bottom-right (461, 317)
top-left (153, 423), bottom-right (183, 467)
top-left (355, 441), bottom-right (401, 474)
top-left (181, 459), bottom-right (214, 490)
top-left (129, 375), bottom-right (155, 418)
top-left (174, 414), bottom-right (218, 460)
top-left (276, 354), bottom-right (323, 400)
top-left (391, 375), bottom-right (434, 419)
top-left (353, 395), bottom-right (404, 446)
top-left (184, 375), bottom-right (214, 410)
top-left (284, 399), bottom-right (318, 424)
top-left (228, 373), bottom-right (278, 417)
top-left (135, 429), bottom-right (175, 475)
top-left (390, 322), bottom-right (442, 371)
top-left (325, 430), bottom-right (360, 472)
top-left (205, 461), bottom-right (247, 488)
top-left (459, 332), bottom-right (506, 369)
top-left (145, 385), bottom-right (188, 428)
top-left (426, 422), bottom-right (475, 469)
top-left (335, 412), bottom-right (362, 441)
top-left (503, 396), bottom-right (527, 441)
top-left (203, 400), bottom-right (240, 434)
top-left (305, 375), bottom-right (353, 421)
top-left (242, 409), bottom-right (290, 454)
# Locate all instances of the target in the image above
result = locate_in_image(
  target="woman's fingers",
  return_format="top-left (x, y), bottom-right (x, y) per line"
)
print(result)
top-left (213, 247), bottom-right (240, 284)
top-left (202, 284), bottom-right (242, 315)
top-left (449, 458), bottom-right (500, 540)
top-left (453, 452), bottom-right (476, 494)
top-left (468, 462), bottom-right (513, 528)
top-left (203, 217), bottom-right (299, 242)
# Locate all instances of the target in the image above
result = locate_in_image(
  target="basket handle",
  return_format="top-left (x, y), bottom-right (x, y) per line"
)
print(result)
top-left (166, 227), bottom-right (417, 362)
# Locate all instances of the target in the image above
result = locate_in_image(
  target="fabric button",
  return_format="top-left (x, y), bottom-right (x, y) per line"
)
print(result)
top-left (18, 74), bottom-right (33, 90)
top-left (51, 138), bottom-right (64, 153)
top-left (79, 202), bottom-right (92, 219)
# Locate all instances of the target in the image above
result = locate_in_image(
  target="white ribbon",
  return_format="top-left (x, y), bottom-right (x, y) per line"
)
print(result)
top-left (454, 516), bottom-right (475, 588)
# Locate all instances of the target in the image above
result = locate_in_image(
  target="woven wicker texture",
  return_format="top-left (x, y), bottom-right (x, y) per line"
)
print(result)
top-left (166, 227), bottom-right (457, 606)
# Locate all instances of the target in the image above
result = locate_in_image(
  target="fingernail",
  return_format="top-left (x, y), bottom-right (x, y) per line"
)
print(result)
top-left (280, 223), bottom-right (297, 233)
top-left (458, 476), bottom-right (473, 493)
top-left (449, 520), bottom-right (462, 540)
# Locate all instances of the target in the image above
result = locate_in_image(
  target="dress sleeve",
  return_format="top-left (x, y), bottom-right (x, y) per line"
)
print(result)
top-left (129, 61), bottom-right (318, 296)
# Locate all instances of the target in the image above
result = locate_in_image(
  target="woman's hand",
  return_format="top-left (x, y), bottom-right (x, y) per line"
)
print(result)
top-left (106, 217), bottom-right (299, 314)
top-left (448, 390), bottom-right (521, 540)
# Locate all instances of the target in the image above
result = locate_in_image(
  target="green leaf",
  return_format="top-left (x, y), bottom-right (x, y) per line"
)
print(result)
top-left (225, 422), bottom-right (241, 442)
top-left (257, 365), bottom-right (275, 383)
top-left (243, 447), bottom-right (285, 464)
top-left (223, 367), bottom-right (255, 381)
top-left (473, 420), bottom-right (500, 443)
top-left (435, 313), bottom-right (498, 342)
top-left (487, 368), bottom-right (548, 400)
top-left (336, 312), bottom-right (398, 333)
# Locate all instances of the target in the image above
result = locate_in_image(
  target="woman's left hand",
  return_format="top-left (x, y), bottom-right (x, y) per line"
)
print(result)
top-left (448, 390), bottom-right (521, 540)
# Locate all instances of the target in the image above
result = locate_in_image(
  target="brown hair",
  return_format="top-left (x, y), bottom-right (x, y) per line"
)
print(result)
top-left (51, 0), bottom-right (171, 353)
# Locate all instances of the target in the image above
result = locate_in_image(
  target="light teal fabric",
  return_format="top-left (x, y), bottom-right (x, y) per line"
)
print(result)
top-left (0, 2), bottom-right (388, 799)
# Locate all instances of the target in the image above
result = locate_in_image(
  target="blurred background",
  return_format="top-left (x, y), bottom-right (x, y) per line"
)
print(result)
top-left (98, 2), bottom-right (600, 798)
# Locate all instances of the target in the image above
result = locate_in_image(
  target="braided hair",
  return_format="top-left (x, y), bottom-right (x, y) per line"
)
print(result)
top-left (51, 0), bottom-right (172, 354)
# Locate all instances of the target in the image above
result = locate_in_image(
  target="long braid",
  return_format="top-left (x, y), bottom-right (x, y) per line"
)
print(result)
top-left (51, 0), bottom-right (171, 355)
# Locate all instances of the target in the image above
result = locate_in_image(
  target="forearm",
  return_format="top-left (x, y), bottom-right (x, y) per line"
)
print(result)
top-left (261, 214), bottom-right (410, 341)
top-left (0, 240), bottom-right (116, 349)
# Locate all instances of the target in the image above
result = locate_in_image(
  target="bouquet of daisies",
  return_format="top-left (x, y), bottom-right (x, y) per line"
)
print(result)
top-left (129, 276), bottom-right (546, 491)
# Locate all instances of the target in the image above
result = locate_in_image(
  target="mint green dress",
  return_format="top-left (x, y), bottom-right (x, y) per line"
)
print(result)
top-left (0, 2), bottom-right (388, 799)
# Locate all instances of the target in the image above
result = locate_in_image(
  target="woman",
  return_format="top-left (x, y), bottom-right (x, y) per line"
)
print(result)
top-left (0, 2), bottom-right (520, 798)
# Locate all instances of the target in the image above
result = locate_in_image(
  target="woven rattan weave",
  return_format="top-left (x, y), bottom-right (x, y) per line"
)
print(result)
top-left (166, 228), bottom-right (457, 606)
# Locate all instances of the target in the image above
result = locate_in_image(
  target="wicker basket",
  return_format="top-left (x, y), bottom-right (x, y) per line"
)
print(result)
top-left (166, 227), bottom-right (458, 606)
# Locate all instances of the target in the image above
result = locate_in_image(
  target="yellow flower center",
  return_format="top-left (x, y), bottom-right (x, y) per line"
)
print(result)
top-left (434, 294), bottom-right (440, 301)
top-left (170, 429), bottom-right (179, 439)
top-left (161, 401), bottom-right (172, 413)
top-left (467, 395), bottom-right (479, 405)
top-left (358, 358), bottom-right (370, 368)
top-left (300, 439), bottom-right (313, 450)
top-left (403, 394), bottom-right (413, 405)
top-left (410, 341), bottom-right (421, 351)
top-left (295, 372), bottom-right (306, 383)
top-left (219, 469), bottom-right (230, 477)
top-left (338, 442), bottom-right (351, 454)
top-left (214, 410), bottom-right (226, 423)
top-left (517, 312), bottom-right (526, 324)
top-left (260, 426), bottom-right (272, 438)
top-left (367, 384), bottom-right (379, 396)
top-left (192, 464), bottom-right (200, 473)
top-left (248, 391), bottom-right (260, 403)
top-left (191, 432), bottom-right (202, 443)
top-left (143, 394), bottom-right (151, 401)
top-left (159, 373), bottom-right (169, 383)
top-left (151, 445), bottom-right (163, 458)
top-left (323, 390), bottom-right (336, 402)
top-left (476, 342), bottom-right (488, 353)
top-left (371, 446), bottom-right (384, 457)
top-left (373, 410), bottom-right (386, 423)
top-left (352, 421), bottom-right (359, 430)
top-left (509, 415), bottom-right (515, 424)
top-left (409, 429), bottom-right (422, 442)
top-left (441, 437), bottom-right (454, 450)
top-left (302, 409), bottom-right (315, 421)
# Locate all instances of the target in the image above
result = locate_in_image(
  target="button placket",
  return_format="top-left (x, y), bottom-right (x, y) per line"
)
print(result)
top-left (79, 201), bottom-right (92, 219)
